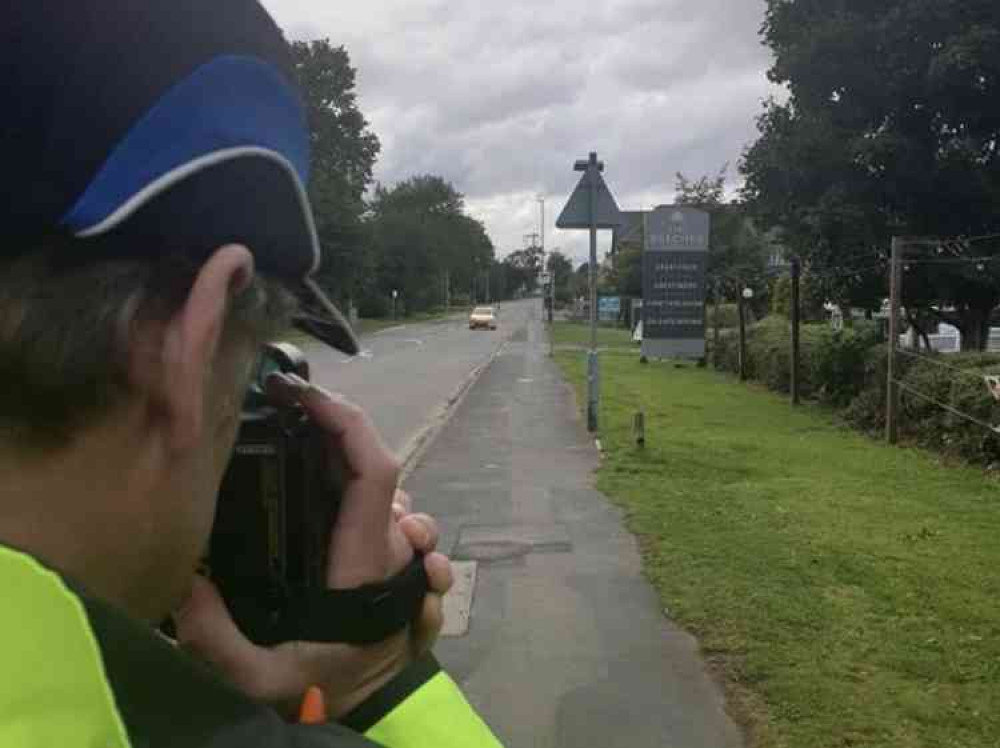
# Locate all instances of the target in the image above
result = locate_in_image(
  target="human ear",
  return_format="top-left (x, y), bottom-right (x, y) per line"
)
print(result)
top-left (153, 244), bottom-right (255, 452)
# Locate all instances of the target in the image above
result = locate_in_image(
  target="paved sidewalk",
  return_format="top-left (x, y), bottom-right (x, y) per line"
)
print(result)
top-left (405, 310), bottom-right (743, 748)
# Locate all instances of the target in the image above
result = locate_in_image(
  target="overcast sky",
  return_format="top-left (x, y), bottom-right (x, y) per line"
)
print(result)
top-left (263, 0), bottom-right (778, 265)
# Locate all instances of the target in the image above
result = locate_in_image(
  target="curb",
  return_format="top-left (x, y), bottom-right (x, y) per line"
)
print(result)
top-left (399, 332), bottom-right (514, 483)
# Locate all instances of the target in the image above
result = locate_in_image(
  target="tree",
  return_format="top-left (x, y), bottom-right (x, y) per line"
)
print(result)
top-left (366, 175), bottom-right (494, 314)
top-left (291, 40), bottom-right (380, 305)
top-left (675, 168), bottom-right (770, 306)
top-left (742, 0), bottom-right (1000, 349)
top-left (501, 245), bottom-right (544, 297)
top-left (569, 262), bottom-right (591, 302)
top-left (546, 251), bottom-right (574, 303)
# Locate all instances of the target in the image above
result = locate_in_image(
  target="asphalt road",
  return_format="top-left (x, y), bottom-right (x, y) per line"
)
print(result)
top-left (303, 298), bottom-right (535, 459)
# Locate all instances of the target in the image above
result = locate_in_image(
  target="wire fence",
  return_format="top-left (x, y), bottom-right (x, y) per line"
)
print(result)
top-left (893, 347), bottom-right (993, 381)
top-left (888, 246), bottom-right (1000, 440)
top-left (893, 379), bottom-right (1000, 435)
top-left (710, 235), bottom-right (1000, 443)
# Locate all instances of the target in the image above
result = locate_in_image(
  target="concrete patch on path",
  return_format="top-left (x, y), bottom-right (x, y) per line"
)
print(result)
top-left (442, 561), bottom-right (478, 637)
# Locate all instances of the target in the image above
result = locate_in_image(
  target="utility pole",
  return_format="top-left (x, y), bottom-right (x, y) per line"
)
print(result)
top-left (886, 237), bottom-right (904, 444)
top-left (790, 256), bottom-right (801, 406)
top-left (444, 269), bottom-right (450, 310)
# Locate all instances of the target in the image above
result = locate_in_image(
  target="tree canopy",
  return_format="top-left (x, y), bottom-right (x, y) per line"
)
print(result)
top-left (291, 40), bottom-right (380, 305)
top-left (741, 0), bottom-right (1000, 348)
top-left (366, 176), bottom-right (495, 313)
top-left (675, 168), bottom-right (771, 305)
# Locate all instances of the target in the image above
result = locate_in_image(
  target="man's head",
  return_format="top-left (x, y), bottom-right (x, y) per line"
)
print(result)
top-left (1, 2), bottom-right (357, 620)
top-left (0, 242), bottom-right (293, 620)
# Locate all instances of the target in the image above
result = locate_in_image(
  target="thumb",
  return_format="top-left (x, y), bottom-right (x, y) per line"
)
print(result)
top-left (172, 576), bottom-right (269, 691)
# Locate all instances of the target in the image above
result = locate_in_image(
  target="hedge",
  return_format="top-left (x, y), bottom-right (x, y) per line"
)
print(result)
top-left (712, 317), bottom-right (878, 406)
top-left (712, 316), bottom-right (1000, 465)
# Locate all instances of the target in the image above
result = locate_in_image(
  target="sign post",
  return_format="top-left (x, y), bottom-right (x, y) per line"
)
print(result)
top-left (556, 152), bottom-right (622, 432)
top-left (641, 207), bottom-right (710, 360)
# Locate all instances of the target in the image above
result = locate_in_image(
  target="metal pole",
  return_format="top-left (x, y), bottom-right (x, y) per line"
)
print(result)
top-left (712, 279), bottom-right (722, 368)
top-left (790, 257), bottom-right (801, 406)
top-left (738, 292), bottom-right (747, 381)
top-left (550, 270), bottom-right (556, 324)
top-left (541, 197), bottom-right (553, 324)
top-left (886, 237), bottom-right (903, 444)
top-left (587, 152), bottom-right (600, 433)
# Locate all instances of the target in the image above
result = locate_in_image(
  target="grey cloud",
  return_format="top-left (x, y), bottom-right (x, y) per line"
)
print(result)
top-left (264, 0), bottom-right (777, 261)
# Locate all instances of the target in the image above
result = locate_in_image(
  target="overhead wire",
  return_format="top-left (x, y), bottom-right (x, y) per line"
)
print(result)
top-left (893, 347), bottom-right (995, 381)
top-left (894, 380), bottom-right (1000, 435)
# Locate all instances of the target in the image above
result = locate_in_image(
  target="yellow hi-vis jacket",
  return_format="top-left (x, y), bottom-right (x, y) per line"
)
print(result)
top-left (0, 544), bottom-right (503, 748)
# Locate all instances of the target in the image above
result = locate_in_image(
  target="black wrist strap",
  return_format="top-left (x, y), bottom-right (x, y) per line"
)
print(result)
top-left (282, 554), bottom-right (429, 645)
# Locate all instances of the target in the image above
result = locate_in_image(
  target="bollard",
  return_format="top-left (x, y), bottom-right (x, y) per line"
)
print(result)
top-left (633, 411), bottom-right (646, 448)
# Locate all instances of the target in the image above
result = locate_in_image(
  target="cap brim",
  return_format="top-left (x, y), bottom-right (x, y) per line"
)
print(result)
top-left (68, 150), bottom-right (360, 356)
top-left (294, 277), bottom-right (361, 356)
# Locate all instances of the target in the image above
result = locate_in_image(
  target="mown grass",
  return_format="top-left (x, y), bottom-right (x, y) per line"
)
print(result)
top-left (550, 320), bottom-right (635, 349)
top-left (556, 351), bottom-right (999, 748)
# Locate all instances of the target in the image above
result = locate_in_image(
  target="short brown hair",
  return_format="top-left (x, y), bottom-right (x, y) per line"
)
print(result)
top-left (0, 244), bottom-right (296, 451)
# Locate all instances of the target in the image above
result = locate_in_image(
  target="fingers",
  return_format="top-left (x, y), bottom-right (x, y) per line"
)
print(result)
top-left (411, 553), bottom-right (453, 654)
top-left (423, 552), bottom-right (454, 596)
top-left (394, 488), bottom-right (413, 515)
top-left (398, 512), bottom-right (439, 554)
top-left (266, 374), bottom-right (400, 586)
top-left (267, 374), bottom-right (398, 487)
top-left (411, 593), bottom-right (445, 656)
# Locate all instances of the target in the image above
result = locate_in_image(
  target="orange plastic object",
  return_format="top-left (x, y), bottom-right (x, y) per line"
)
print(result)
top-left (298, 686), bottom-right (326, 725)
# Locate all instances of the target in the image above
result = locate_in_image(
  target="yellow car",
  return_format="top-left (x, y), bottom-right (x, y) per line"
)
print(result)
top-left (469, 306), bottom-right (498, 330)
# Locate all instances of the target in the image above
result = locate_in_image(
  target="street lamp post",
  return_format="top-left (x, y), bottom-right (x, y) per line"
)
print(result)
top-left (739, 287), bottom-right (754, 381)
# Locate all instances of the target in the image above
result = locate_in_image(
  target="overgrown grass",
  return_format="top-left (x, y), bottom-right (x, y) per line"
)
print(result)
top-left (550, 320), bottom-right (635, 349)
top-left (556, 351), bottom-right (999, 748)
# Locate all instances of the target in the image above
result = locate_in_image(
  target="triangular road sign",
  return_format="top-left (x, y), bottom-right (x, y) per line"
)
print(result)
top-left (556, 171), bottom-right (623, 230)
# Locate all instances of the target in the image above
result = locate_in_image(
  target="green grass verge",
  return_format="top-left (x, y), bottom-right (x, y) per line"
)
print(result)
top-left (556, 351), bottom-right (999, 748)
top-left (550, 320), bottom-right (635, 349)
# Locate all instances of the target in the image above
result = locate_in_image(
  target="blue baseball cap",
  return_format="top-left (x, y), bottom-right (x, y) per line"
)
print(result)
top-left (2, 0), bottom-right (359, 354)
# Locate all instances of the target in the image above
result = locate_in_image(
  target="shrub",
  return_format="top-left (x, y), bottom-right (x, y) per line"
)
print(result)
top-left (707, 303), bottom-right (741, 330)
top-left (712, 316), bottom-right (877, 405)
top-left (714, 316), bottom-right (1000, 464)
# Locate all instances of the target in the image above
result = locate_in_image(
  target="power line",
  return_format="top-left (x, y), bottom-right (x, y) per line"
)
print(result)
top-left (894, 380), bottom-right (1000, 435)
top-left (903, 255), bottom-right (999, 266)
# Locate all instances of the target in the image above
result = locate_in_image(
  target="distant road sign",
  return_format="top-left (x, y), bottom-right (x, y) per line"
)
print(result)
top-left (556, 170), bottom-right (623, 230)
top-left (598, 296), bottom-right (621, 321)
